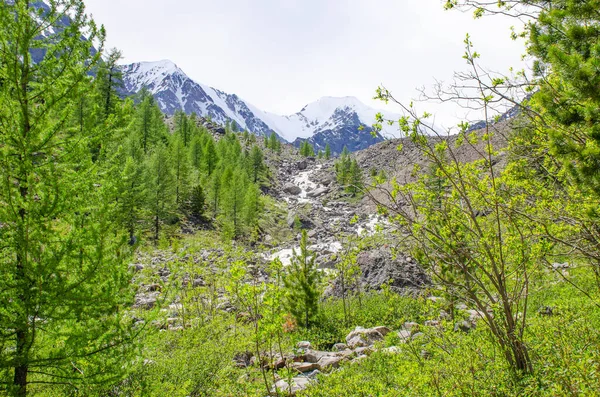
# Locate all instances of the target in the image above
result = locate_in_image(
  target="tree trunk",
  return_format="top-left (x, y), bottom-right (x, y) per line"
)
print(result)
top-left (13, 328), bottom-right (28, 397)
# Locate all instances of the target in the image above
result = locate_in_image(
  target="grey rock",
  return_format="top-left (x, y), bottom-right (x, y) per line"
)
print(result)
top-left (296, 341), bottom-right (312, 350)
top-left (326, 248), bottom-right (430, 297)
top-left (296, 160), bottom-right (308, 170)
top-left (284, 182), bottom-right (302, 195)
top-left (306, 186), bottom-right (328, 198)
top-left (454, 320), bottom-right (475, 333)
top-left (333, 343), bottom-right (348, 351)
top-left (292, 362), bottom-right (318, 373)
top-left (317, 355), bottom-right (344, 371)
top-left (346, 326), bottom-right (385, 348)
top-left (397, 330), bottom-right (411, 342)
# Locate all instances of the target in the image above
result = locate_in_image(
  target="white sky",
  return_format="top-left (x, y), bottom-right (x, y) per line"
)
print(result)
top-left (84, 0), bottom-right (529, 127)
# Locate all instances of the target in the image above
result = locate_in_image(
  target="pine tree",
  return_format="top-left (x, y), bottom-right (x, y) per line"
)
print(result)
top-left (0, 2), bottom-right (134, 395)
top-left (284, 230), bottom-right (321, 328)
top-left (325, 143), bottom-right (332, 159)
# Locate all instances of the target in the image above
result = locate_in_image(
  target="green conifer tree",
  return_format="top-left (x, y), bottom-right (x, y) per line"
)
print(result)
top-left (117, 156), bottom-right (148, 245)
top-left (284, 230), bottom-right (321, 328)
top-left (147, 145), bottom-right (175, 242)
top-left (171, 136), bottom-right (191, 208)
top-left (0, 2), bottom-right (135, 395)
top-left (248, 145), bottom-right (266, 184)
top-left (347, 159), bottom-right (364, 196)
top-left (204, 138), bottom-right (218, 176)
top-left (325, 143), bottom-right (332, 159)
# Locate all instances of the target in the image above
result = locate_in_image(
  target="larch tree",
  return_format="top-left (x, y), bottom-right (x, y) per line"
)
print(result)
top-left (0, 1), bottom-right (135, 395)
top-left (284, 230), bottom-right (321, 329)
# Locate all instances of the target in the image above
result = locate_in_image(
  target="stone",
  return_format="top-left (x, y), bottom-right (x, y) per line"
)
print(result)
top-left (411, 332), bottom-right (425, 341)
top-left (296, 341), bottom-right (312, 350)
top-left (403, 322), bottom-right (419, 332)
top-left (373, 326), bottom-right (391, 336)
top-left (397, 330), bottom-right (411, 342)
top-left (304, 350), bottom-right (330, 363)
top-left (425, 320), bottom-right (441, 327)
top-left (133, 292), bottom-right (159, 310)
top-left (306, 186), bottom-right (328, 198)
top-left (271, 377), bottom-right (313, 396)
top-left (292, 362), bottom-right (318, 373)
top-left (454, 320), bottom-right (474, 333)
top-left (467, 309), bottom-right (486, 322)
top-left (192, 278), bottom-right (205, 288)
top-left (317, 355), bottom-right (344, 371)
top-left (145, 283), bottom-right (161, 292)
top-left (538, 306), bottom-right (554, 316)
top-left (284, 182), bottom-right (302, 195)
top-left (129, 263), bottom-right (144, 272)
top-left (233, 351), bottom-right (253, 368)
top-left (382, 346), bottom-right (402, 354)
top-left (333, 343), bottom-right (348, 351)
top-left (327, 248), bottom-right (430, 297)
top-left (305, 369), bottom-right (321, 379)
top-left (296, 160), bottom-right (308, 170)
top-left (351, 355), bottom-right (368, 364)
top-left (345, 326), bottom-right (385, 348)
top-left (353, 346), bottom-right (373, 356)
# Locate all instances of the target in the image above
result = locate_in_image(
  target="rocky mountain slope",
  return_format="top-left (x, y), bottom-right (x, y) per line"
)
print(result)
top-left (121, 60), bottom-right (400, 151)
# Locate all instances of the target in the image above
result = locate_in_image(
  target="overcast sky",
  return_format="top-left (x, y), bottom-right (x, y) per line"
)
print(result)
top-left (83, 0), bottom-right (528, 126)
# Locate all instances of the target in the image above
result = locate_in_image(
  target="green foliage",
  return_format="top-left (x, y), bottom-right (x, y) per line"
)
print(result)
top-left (0, 2), bottom-right (136, 395)
top-left (324, 143), bottom-right (332, 159)
top-left (299, 140), bottom-right (315, 157)
top-left (267, 132), bottom-right (281, 153)
top-left (335, 147), bottom-right (364, 196)
top-left (284, 231), bottom-right (321, 329)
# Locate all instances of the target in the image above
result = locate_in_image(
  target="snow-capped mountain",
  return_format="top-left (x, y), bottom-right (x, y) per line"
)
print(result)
top-left (121, 60), bottom-right (400, 152)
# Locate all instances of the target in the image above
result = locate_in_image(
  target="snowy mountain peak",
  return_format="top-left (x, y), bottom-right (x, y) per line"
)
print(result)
top-left (121, 60), bottom-right (186, 94)
top-left (121, 60), bottom-right (400, 153)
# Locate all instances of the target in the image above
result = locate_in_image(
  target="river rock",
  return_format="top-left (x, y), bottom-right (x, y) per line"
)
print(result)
top-left (283, 182), bottom-right (302, 195)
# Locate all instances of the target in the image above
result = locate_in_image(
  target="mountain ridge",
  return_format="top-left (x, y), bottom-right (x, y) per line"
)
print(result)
top-left (120, 60), bottom-right (400, 152)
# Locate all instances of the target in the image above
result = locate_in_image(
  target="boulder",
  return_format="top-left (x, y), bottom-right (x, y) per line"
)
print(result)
top-left (326, 248), bottom-right (430, 297)
top-left (296, 341), bottom-right (312, 350)
top-left (317, 355), bottom-right (344, 371)
top-left (397, 330), bottom-right (411, 342)
top-left (346, 326), bottom-right (385, 348)
top-left (306, 186), bottom-right (328, 198)
top-left (304, 350), bottom-right (330, 363)
top-left (296, 160), bottom-right (308, 170)
top-left (333, 343), bottom-right (348, 351)
top-left (271, 377), bottom-right (312, 396)
top-left (292, 362), bottom-right (318, 373)
top-left (283, 182), bottom-right (302, 195)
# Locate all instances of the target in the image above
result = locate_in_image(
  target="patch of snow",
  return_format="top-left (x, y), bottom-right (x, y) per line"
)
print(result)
top-left (121, 60), bottom-right (402, 142)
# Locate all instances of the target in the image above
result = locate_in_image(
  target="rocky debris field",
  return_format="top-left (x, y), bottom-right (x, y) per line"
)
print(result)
top-left (247, 313), bottom-right (479, 396)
